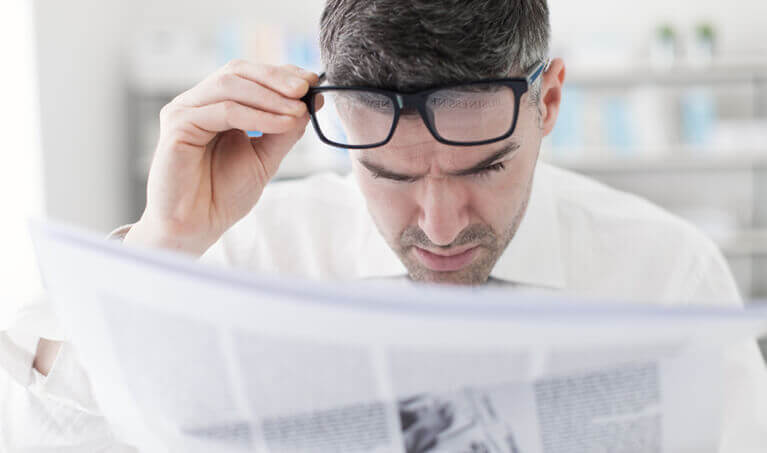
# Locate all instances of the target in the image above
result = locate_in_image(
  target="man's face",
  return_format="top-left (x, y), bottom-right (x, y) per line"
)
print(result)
top-left (350, 94), bottom-right (545, 285)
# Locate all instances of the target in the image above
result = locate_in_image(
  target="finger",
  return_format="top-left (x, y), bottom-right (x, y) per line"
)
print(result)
top-left (168, 101), bottom-right (302, 144)
top-left (250, 112), bottom-right (311, 176)
top-left (178, 72), bottom-right (308, 117)
top-left (281, 63), bottom-right (321, 85)
top-left (221, 60), bottom-right (313, 99)
top-left (252, 112), bottom-right (310, 149)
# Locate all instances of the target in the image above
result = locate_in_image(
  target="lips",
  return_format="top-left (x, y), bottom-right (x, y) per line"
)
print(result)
top-left (413, 246), bottom-right (478, 272)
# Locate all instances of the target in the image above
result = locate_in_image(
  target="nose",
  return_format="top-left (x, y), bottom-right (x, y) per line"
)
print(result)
top-left (417, 177), bottom-right (470, 247)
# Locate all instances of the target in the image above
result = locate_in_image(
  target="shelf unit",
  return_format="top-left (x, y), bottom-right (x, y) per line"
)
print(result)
top-left (549, 58), bottom-right (767, 299)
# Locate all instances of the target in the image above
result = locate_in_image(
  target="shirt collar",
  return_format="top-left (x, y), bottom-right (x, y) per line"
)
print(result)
top-left (355, 163), bottom-right (566, 289)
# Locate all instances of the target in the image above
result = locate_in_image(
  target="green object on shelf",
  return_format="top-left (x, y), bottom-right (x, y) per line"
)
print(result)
top-left (657, 24), bottom-right (676, 42)
top-left (696, 23), bottom-right (716, 41)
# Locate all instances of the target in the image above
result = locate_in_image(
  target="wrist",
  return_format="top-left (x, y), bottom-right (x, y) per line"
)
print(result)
top-left (123, 217), bottom-right (214, 257)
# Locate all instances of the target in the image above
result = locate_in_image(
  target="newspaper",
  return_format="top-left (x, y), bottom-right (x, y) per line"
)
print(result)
top-left (30, 220), bottom-right (767, 453)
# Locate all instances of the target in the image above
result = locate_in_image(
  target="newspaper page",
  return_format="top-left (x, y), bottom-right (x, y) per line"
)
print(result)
top-left (30, 221), bottom-right (767, 453)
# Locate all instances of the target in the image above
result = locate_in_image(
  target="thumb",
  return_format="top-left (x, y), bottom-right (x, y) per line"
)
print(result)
top-left (250, 113), bottom-right (311, 177)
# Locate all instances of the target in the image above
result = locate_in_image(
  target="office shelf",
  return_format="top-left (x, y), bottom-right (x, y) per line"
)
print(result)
top-left (721, 229), bottom-right (767, 257)
top-left (565, 57), bottom-right (767, 88)
top-left (547, 148), bottom-right (767, 173)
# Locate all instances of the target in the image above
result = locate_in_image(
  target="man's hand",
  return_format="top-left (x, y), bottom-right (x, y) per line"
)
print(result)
top-left (33, 338), bottom-right (62, 376)
top-left (125, 60), bottom-right (320, 256)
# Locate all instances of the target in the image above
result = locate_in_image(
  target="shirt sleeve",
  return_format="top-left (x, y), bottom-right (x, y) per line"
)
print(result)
top-left (0, 332), bottom-right (137, 451)
top-left (688, 245), bottom-right (767, 453)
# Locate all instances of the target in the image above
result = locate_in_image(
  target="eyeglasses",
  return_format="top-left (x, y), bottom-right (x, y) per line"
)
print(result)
top-left (302, 59), bottom-right (551, 149)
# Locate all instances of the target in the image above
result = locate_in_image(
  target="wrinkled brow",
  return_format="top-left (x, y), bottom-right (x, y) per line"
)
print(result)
top-left (358, 141), bottom-right (520, 181)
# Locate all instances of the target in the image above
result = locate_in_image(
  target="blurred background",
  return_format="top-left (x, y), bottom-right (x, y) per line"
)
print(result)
top-left (2, 0), bottom-right (766, 321)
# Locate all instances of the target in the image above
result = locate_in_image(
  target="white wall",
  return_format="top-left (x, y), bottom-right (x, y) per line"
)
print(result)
top-left (1, 0), bottom-right (45, 324)
top-left (34, 0), bottom-right (129, 232)
top-left (125, 0), bottom-right (324, 31)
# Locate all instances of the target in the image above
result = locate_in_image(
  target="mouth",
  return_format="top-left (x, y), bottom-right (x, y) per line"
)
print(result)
top-left (413, 245), bottom-right (479, 272)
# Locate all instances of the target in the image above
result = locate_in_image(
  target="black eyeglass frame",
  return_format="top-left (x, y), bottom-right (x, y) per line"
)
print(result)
top-left (301, 59), bottom-right (551, 149)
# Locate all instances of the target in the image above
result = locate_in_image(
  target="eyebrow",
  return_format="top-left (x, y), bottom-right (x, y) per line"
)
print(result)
top-left (358, 141), bottom-right (521, 182)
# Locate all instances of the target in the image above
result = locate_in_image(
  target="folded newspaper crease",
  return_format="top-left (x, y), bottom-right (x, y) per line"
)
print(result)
top-left (30, 221), bottom-right (767, 453)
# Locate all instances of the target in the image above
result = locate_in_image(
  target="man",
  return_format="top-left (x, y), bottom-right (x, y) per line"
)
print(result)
top-left (3, 0), bottom-right (766, 451)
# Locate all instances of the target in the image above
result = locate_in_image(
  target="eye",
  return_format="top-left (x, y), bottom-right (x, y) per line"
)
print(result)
top-left (370, 170), bottom-right (418, 183)
top-left (473, 162), bottom-right (506, 178)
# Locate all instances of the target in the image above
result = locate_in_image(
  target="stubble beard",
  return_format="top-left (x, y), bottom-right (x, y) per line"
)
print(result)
top-left (379, 181), bottom-right (533, 286)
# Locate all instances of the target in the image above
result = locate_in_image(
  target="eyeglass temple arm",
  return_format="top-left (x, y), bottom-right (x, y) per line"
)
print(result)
top-left (526, 58), bottom-right (552, 84)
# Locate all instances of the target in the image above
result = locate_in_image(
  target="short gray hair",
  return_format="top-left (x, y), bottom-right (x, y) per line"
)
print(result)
top-left (319, 0), bottom-right (550, 101)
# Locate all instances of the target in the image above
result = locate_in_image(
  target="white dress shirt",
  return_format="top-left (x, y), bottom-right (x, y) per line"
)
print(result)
top-left (2, 161), bottom-right (766, 451)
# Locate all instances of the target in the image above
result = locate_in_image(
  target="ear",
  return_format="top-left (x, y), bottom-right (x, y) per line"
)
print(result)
top-left (538, 58), bottom-right (566, 137)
